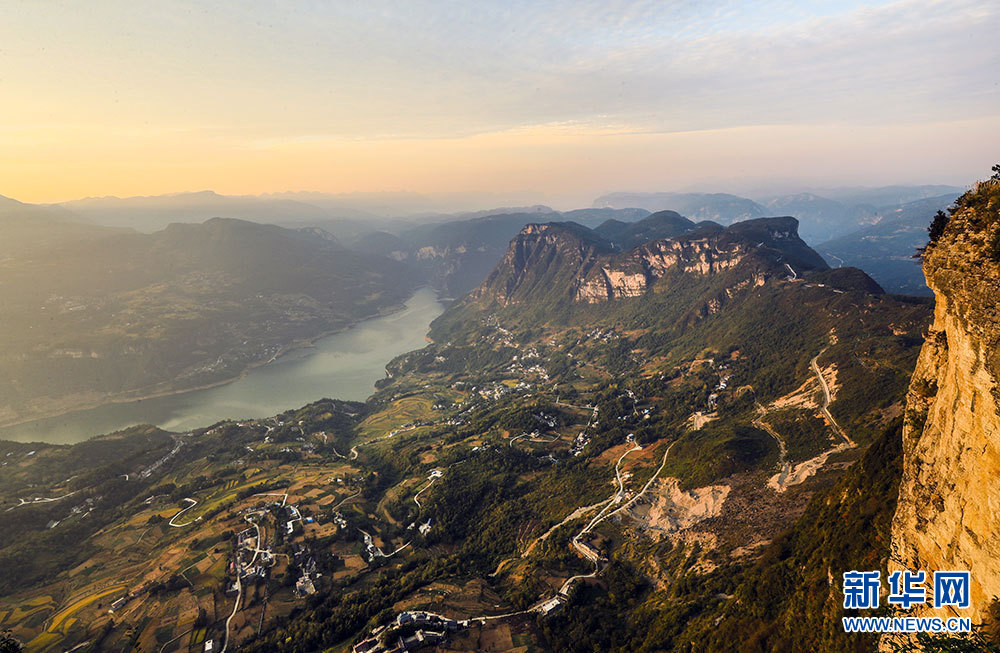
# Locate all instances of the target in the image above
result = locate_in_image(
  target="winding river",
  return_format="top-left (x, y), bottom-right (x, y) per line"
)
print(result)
top-left (0, 287), bottom-right (445, 445)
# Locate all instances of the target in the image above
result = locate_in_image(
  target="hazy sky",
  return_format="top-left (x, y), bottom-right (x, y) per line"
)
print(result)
top-left (2, 0), bottom-right (998, 205)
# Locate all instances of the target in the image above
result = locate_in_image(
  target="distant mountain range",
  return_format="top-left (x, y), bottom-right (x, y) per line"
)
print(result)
top-left (593, 185), bottom-right (964, 245)
top-left (47, 191), bottom-right (561, 237)
top-left (593, 191), bottom-right (766, 226)
top-left (816, 193), bottom-right (960, 295)
top-left (55, 190), bottom-right (379, 238)
top-left (2, 184), bottom-right (965, 311)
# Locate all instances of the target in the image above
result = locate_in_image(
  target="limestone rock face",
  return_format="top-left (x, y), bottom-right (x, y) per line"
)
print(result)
top-left (475, 222), bottom-right (608, 305)
top-left (889, 180), bottom-right (1000, 623)
top-left (573, 238), bottom-right (746, 303)
top-left (475, 216), bottom-right (825, 307)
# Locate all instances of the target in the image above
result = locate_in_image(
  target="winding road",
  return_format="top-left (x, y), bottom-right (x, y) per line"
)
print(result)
top-left (579, 443), bottom-right (642, 535)
top-left (755, 404), bottom-right (792, 491)
top-left (413, 478), bottom-right (436, 508)
top-left (606, 440), bottom-right (676, 520)
top-left (810, 350), bottom-right (854, 447)
top-left (764, 347), bottom-right (857, 492)
top-left (333, 490), bottom-right (362, 511)
top-left (7, 492), bottom-right (76, 511)
top-left (168, 498), bottom-right (199, 527)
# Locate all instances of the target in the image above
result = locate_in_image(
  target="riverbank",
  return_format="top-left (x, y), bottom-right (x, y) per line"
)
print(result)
top-left (0, 299), bottom-right (408, 432)
top-left (0, 288), bottom-right (445, 443)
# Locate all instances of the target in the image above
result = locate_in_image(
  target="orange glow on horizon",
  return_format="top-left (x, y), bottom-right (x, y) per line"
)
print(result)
top-left (3, 117), bottom-right (998, 205)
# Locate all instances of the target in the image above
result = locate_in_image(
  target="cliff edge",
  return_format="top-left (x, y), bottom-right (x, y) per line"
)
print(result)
top-left (890, 176), bottom-right (1000, 623)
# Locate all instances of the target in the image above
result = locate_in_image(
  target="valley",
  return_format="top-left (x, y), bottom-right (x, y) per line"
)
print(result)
top-left (0, 216), bottom-right (416, 429)
top-left (0, 288), bottom-right (445, 445)
top-left (3, 3), bottom-right (996, 651)
top-left (0, 214), bottom-right (934, 652)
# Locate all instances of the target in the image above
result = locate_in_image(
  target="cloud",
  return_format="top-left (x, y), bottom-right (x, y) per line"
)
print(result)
top-left (2, 0), bottom-right (995, 142)
top-left (1, 0), bottom-right (997, 202)
top-left (221, 0), bottom-right (1000, 139)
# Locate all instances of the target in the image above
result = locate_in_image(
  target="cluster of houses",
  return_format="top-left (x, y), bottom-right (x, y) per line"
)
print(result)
top-left (583, 327), bottom-right (620, 344)
top-left (483, 319), bottom-right (516, 348)
top-left (503, 355), bottom-right (549, 381)
top-left (533, 412), bottom-right (558, 428)
top-left (232, 503), bottom-right (325, 598)
top-left (397, 611), bottom-right (460, 631)
top-left (108, 580), bottom-right (154, 614)
top-left (44, 496), bottom-right (96, 529)
top-left (707, 367), bottom-right (730, 411)
top-left (473, 383), bottom-right (511, 401)
top-left (138, 435), bottom-right (187, 479)
top-left (360, 530), bottom-right (379, 559)
top-left (232, 527), bottom-right (271, 583)
top-left (352, 611), bottom-right (463, 653)
top-left (290, 542), bottom-right (320, 597)
top-left (572, 536), bottom-right (606, 564)
top-left (350, 595), bottom-right (575, 653)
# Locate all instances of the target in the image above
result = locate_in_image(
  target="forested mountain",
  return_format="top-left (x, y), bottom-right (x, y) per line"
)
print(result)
top-left (0, 217), bottom-right (414, 426)
top-left (593, 210), bottom-right (707, 250)
top-left (352, 208), bottom-right (652, 298)
top-left (465, 216), bottom-right (828, 311)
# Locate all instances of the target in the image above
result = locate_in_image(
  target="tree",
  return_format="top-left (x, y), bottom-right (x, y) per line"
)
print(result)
top-left (928, 210), bottom-right (950, 244)
top-left (0, 630), bottom-right (23, 653)
top-left (886, 601), bottom-right (1000, 652)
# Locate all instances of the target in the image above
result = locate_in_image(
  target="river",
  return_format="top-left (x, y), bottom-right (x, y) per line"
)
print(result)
top-left (0, 287), bottom-right (445, 445)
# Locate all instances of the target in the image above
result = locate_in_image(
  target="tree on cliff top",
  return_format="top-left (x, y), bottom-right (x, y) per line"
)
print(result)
top-left (928, 210), bottom-right (950, 244)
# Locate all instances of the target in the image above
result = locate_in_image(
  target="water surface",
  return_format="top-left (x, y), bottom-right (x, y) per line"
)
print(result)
top-left (0, 287), bottom-right (444, 444)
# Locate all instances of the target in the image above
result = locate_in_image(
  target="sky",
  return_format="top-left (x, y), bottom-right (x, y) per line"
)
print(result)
top-left (1, 0), bottom-right (998, 206)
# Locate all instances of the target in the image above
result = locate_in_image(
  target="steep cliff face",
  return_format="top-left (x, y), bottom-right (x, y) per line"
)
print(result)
top-left (476, 216), bottom-right (828, 306)
top-left (475, 221), bottom-right (612, 305)
top-left (890, 179), bottom-right (1000, 623)
top-left (573, 235), bottom-right (749, 302)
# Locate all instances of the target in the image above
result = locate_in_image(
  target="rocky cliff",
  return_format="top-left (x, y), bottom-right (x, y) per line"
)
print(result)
top-left (475, 216), bottom-right (828, 306)
top-left (572, 234), bottom-right (749, 302)
top-left (890, 178), bottom-right (1000, 623)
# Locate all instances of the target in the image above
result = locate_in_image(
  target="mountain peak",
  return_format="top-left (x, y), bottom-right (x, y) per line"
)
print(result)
top-left (472, 215), bottom-right (829, 308)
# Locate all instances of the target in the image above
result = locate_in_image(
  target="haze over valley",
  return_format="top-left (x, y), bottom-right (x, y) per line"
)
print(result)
top-left (2, 2), bottom-right (999, 653)
top-left (0, 180), bottom-right (963, 434)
